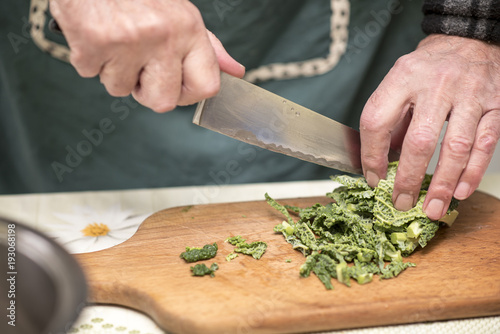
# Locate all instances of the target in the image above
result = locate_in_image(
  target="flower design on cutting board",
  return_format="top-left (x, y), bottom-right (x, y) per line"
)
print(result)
top-left (47, 204), bottom-right (151, 254)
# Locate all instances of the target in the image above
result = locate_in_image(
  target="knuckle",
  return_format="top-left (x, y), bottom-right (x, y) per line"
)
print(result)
top-left (134, 89), bottom-right (176, 112)
top-left (396, 176), bottom-right (422, 193)
top-left (429, 184), bottom-right (454, 203)
top-left (360, 108), bottom-right (384, 133)
top-left (406, 125), bottom-right (437, 154)
top-left (180, 3), bottom-right (204, 31)
top-left (150, 99), bottom-right (177, 113)
top-left (475, 128), bottom-right (499, 154)
top-left (445, 135), bottom-right (474, 157)
top-left (180, 73), bottom-right (220, 104)
top-left (94, 19), bottom-right (140, 45)
top-left (82, 21), bottom-right (140, 47)
top-left (139, 19), bottom-right (167, 40)
top-left (197, 78), bottom-right (220, 99)
top-left (105, 85), bottom-right (131, 97)
top-left (393, 54), bottom-right (418, 75)
top-left (360, 151), bottom-right (387, 179)
top-left (365, 91), bottom-right (379, 107)
top-left (69, 50), bottom-right (84, 68)
top-left (395, 164), bottom-right (426, 191)
top-left (110, 24), bottom-right (140, 45)
top-left (155, 4), bottom-right (204, 39)
top-left (360, 87), bottom-right (400, 132)
top-left (360, 153), bottom-right (380, 169)
top-left (433, 178), bottom-right (456, 195)
top-left (360, 118), bottom-right (381, 135)
top-left (393, 54), bottom-right (412, 70)
top-left (80, 24), bottom-right (107, 46)
top-left (69, 53), bottom-right (97, 77)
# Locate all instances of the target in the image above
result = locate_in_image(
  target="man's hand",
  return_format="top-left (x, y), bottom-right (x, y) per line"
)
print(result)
top-left (50, 0), bottom-right (245, 112)
top-left (360, 34), bottom-right (500, 220)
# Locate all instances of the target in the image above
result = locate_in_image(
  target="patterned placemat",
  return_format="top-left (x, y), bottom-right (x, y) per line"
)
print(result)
top-left (69, 305), bottom-right (500, 334)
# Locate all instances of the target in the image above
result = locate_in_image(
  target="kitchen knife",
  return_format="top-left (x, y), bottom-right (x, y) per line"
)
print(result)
top-left (194, 73), bottom-right (394, 175)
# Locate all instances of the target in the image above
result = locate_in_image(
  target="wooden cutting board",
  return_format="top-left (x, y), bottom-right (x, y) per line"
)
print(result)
top-left (76, 191), bottom-right (500, 334)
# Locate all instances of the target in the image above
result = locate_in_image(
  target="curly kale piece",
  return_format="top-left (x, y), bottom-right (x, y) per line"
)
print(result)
top-left (190, 263), bottom-right (219, 277)
top-left (226, 252), bottom-right (239, 261)
top-left (379, 261), bottom-right (416, 279)
top-left (235, 242), bottom-right (267, 260)
top-left (373, 178), bottom-right (428, 228)
top-left (226, 235), bottom-right (267, 260)
top-left (274, 222), bottom-right (311, 256)
top-left (265, 193), bottom-right (295, 225)
top-left (294, 222), bottom-right (319, 251)
top-left (300, 252), bottom-right (338, 290)
top-left (267, 161), bottom-right (459, 290)
top-left (180, 243), bottom-right (218, 263)
top-left (226, 235), bottom-right (246, 246)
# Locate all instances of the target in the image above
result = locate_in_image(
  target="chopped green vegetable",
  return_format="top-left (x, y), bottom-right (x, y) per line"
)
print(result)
top-left (265, 194), bottom-right (295, 225)
top-left (226, 252), bottom-right (239, 261)
top-left (267, 161), bottom-right (459, 290)
top-left (236, 241), bottom-right (267, 259)
top-left (285, 259), bottom-right (292, 263)
top-left (300, 252), bottom-right (337, 290)
top-left (181, 205), bottom-right (193, 213)
top-left (226, 235), bottom-right (246, 246)
top-left (190, 263), bottom-right (219, 277)
top-left (180, 243), bottom-right (218, 263)
top-left (226, 235), bottom-right (267, 260)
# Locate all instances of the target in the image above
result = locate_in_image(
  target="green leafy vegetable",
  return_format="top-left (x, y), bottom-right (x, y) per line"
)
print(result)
top-left (226, 235), bottom-right (267, 260)
top-left (190, 263), bottom-right (219, 277)
top-left (226, 235), bottom-right (246, 246)
top-left (181, 205), bottom-right (193, 212)
top-left (267, 161), bottom-right (459, 290)
top-left (235, 241), bottom-right (267, 259)
top-left (226, 252), bottom-right (239, 261)
top-left (180, 243), bottom-right (218, 263)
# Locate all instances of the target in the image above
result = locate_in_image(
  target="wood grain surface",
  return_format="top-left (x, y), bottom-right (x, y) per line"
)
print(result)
top-left (76, 191), bottom-right (500, 334)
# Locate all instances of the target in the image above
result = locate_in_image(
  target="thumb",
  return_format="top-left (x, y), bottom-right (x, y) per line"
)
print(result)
top-left (207, 30), bottom-right (245, 78)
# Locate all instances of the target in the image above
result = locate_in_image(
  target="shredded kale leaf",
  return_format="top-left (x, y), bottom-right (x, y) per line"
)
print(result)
top-left (226, 235), bottom-right (267, 260)
top-left (267, 161), bottom-right (459, 290)
top-left (226, 252), bottom-right (239, 261)
top-left (226, 235), bottom-right (246, 246)
top-left (190, 263), bottom-right (219, 277)
top-left (180, 243), bottom-right (218, 263)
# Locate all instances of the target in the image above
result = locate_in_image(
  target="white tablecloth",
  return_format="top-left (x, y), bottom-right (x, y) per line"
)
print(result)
top-left (1, 175), bottom-right (499, 334)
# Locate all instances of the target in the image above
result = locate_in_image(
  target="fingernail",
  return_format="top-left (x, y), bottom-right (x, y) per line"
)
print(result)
top-left (365, 171), bottom-right (380, 187)
top-left (454, 182), bottom-right (471, 200)
top-left (425, 199), bottom-right (445, 220)
top-left (394, 193), bottom-right (414, 211)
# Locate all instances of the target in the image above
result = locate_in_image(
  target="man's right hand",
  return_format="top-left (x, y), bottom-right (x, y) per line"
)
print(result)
top-left (50, 0), bottom-right (245, 112)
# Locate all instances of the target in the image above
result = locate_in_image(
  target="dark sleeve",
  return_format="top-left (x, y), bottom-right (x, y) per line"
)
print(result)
top-left (422, 0), bottom-right (500, 43)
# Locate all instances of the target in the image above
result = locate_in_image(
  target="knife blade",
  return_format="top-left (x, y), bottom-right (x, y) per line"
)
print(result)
top-left (193, 73), bottom-right (379, 175)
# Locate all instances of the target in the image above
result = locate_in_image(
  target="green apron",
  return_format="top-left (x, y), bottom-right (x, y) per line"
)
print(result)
top-left (0, 0), bottom-right (425, 194)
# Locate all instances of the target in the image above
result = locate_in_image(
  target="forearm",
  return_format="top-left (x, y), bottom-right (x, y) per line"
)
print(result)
top-left (422, 0), bottom-right (500, 43)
